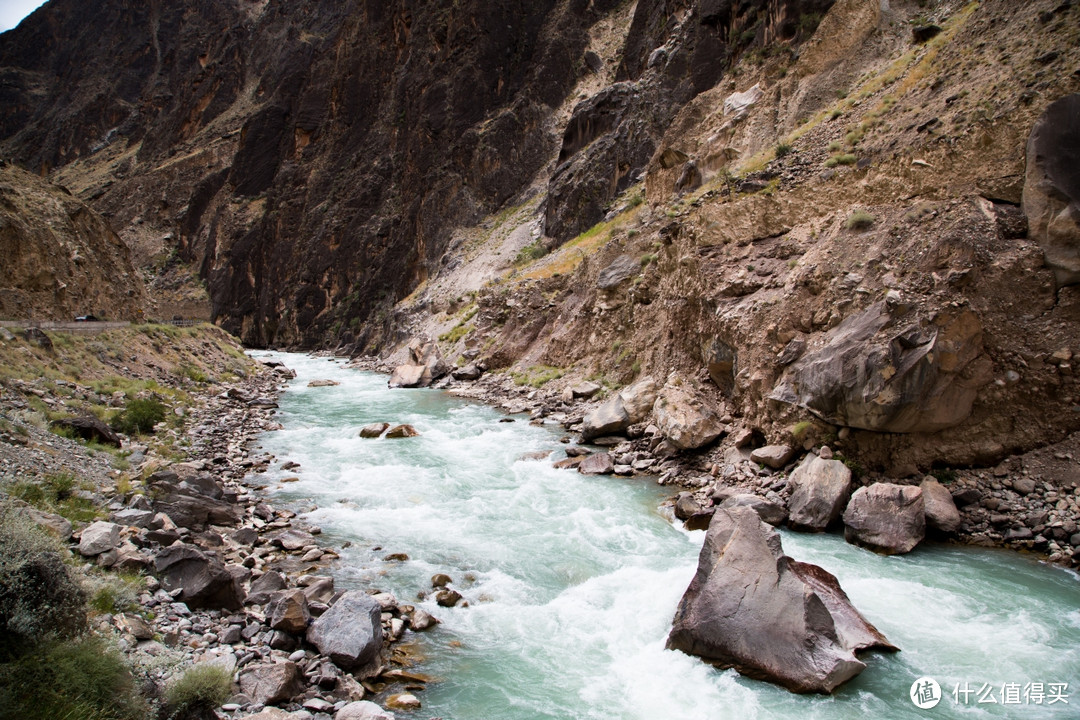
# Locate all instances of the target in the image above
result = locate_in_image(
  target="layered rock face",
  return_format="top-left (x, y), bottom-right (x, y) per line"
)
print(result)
top-left (0, 162), bottom-right (147, 320)
top-left (667, 505), bottom-right (896, 693)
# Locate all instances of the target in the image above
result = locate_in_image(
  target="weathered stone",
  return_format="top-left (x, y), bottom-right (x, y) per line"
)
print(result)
top-left (653, 381), bottom-right (726, 450)
top-left (750, 444), bottom-right (795, 469)
top-left (273, 528), bottom-right (315, 551)
top-left (706, 338), bottom-right (737, 395)
top-left (384, 424), bottom-right (419, 439)
top-left (50, 415), bottom-right (122, 447)
top-left (27, 508), bottom-right (73, 540)
top-left (306, 591), bottom-right (383, 670)
top-left (919, 478), bottom-right (961, 533)
top-left (673, 492), bottom-right (703, 520)
top-left (388, 364), bottom-right (427, 389)
top-left (1012, 477), bottom-right (1037, 495)
top-left (117, 612), bottom-right (154, 640)
top-left (238, 661), bottom-right (303, 705)
top-left (307, 379), bottom-right (340, 387)
top-left (112, 508), bottom-right (154, 529)
top-left (359, 422), bottom-right (389, 438)
top-left (435, 588), bottom-right (463, 607)
top-left (386, 694), bottom-right (421, 710)
top-left (786, 455), bottom-right (854, 531)
top-left (667, 505), bottom-right (896, 693)
top-left (78, 521), bottom-right (121, 556)
top-left (154, 544), bottom-right (244, 610)
top-left (152, 491), bottom-right (240, 532)
top-left (451, 364), bottom-right (482, 381)
top-left (247, 570), bottom-right (288, 606)
top-left (596, 254), bottom-right (639, 290)
top-left (951, 487), bottom-right (982, 507)
top-left (1024, 94), bottom-right (1080, 286)
top-left (769, 303), bottom-right (988, 433)
top-left (431, 573), bottom-right (452, 588)
top-left (578, 452), bottom-right (614, 475)
top-left (719, 494), bottom-right (788, 527)
top-left (408, 607), bottom-right (439, 631)
top-left (569, 381), bottom-right (602, 399)
top-left (580, 377), bottom-right (657, 441)
top-left (267, 589), bottom-right (311, 635)
top-left (335, 701), bottom-right (396, 720)
top-left (843, 484), bottom-right (925, 555)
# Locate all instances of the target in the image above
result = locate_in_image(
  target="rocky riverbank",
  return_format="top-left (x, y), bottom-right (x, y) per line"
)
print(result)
top-left (359, 347), bottom-right (1080, 569)
top-left (0, 330), bottom-right (430, 720)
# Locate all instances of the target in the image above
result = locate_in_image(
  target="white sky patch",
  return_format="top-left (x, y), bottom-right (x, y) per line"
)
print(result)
top-left (0, 0), bottom-right (48, 33)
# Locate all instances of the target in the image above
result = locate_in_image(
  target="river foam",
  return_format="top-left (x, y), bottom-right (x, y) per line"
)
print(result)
top-left (251, 353), bottom-right (1080, 719)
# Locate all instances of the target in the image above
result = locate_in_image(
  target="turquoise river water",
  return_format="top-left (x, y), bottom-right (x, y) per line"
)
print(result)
top-left (249, 353), bottom-right (1080, 720)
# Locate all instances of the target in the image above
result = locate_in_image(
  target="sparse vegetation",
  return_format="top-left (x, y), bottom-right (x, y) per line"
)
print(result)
top-left (163, 664), bottom-right (232, 720)
top-left (112, 396), bottom-right (167, 435)
top-left (513, 240), bottom-right (547, 266)
top-left (510, 365), bottom-right (564, 388)
top-left (846, 210), bottom-right (876, 230)
top-left (775, 142), bottom-right (793, 158)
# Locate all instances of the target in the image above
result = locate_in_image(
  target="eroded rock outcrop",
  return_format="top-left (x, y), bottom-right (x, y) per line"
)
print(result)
top-left (667, 505), bottom-right (897, 693)
top-left (1024, 93), bottom-right (1080, 286)
top-left (770, 303), bottom-right (989, 433)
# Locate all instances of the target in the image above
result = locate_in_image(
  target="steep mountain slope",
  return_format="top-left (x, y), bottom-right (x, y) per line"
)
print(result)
top-left (0, 161), bottom-right (147, 320)
top-left (2, 0), bottom-right (1080, 474)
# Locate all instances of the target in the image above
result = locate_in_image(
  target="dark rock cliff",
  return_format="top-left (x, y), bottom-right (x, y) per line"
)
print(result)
top-left (0, 0), bottom-right (830, 348)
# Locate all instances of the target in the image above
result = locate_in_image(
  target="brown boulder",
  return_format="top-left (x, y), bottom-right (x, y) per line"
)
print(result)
top-left (267, 589), bottom-right (312, 634)
top-left (919, 477), bottom-right (961, 534)
top-left (786, 454), bottom-right (854, 531)
top-left (843, 484), bottom-right (925, 555)
top-left (667, 505), bottom-right (897, 693)
top-left (238, 661), bottom-right (303, 705)
top-left (359, 422), bottom-right (389, 438)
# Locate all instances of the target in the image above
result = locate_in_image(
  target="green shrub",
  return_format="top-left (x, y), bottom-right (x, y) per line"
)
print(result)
top-left (846, 210), bottom-right (876, 230)
top-left (112, 397), bottom-right (167, 435)
top-left (163, 664), bottom-right (233, 720)
top-left (775, 142), bottom-right (793, 157)
top-left (0, 503), bottom-right (87, 659)
top-left (513, 241), bottom-right (547, 266)
top-left (0, 637), bottom-right (144, 720)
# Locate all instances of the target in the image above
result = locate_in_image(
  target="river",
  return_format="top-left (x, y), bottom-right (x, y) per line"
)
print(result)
top-left (249, 353), bottom-right (1080, 719)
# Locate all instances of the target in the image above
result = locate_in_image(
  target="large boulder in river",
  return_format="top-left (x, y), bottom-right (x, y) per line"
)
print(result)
top-left (769, 303), bottom-right (988, 433)
top-left (306, 591), bottom-right (383, 670)
top-left (919, 477), bottom-right (961, 534)
top-left (389, 339), bottom-right (449, 388)
top-left (843, 483), bottom-right (925, 555)
top-left (653, 379), bottom-right (726, 450)
top-left (667, 505), bottom-right (897, 693)
top-left (580, 376), bottom-right (657, 441)
top-left (786, 454), bottom-right (854, 531)
top-left (154, 543), bottom-right (243, 610)
top-left (1023, 93), bottom-right (1080, 287)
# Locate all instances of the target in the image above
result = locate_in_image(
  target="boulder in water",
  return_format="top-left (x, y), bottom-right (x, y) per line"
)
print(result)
top-left (786, 454), bottom-right (854, 531)
top-left (667, 505), bottom-right (897, 693)
top-left (842, 483), bottom-right (925, 555)
top-left (306, 590), bottom-right (383, 670)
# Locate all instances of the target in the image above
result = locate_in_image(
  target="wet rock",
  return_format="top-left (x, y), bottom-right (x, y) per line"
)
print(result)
top-left (359, 422), bottom-right (389, 438)
top-left (843, 484), bottom-right (925, 555)
top-left (719, 494), bottom-right (788, 527)
top-left (578, 452), bottom-right (614, 475)
top-left (431, 573), bottom-right (452, 588)
top-left (154, 543), bottom-right (244, 610)
top-left (408, 607), bottom-right (439, 631)
top-left (307, 379), bottom-right (341, 387)
top-left (667, 505), bottom-right (896, 693)
top-left (386, 694), bottom-right (421, 710)
top-left (267, 589), bottom-right (311, 634)
top-left (769, 303), bottom-right (988, 433)
top-left (674, 492), bottom-right (703, 520)
top-left (749, 445), bottom-right (795, 469)
top-left (1024, 93), bottom-right (1080, 287)
top-left (435, 588), bottom-right (463, 607)
top-left (238, 661), bottom-right (303, 705)
top-left (653, 381), bottom-right (726, 450)
top-left (389, 339), bottom-right (448, 388)
top-left (920, 478), bottom-right (961, 533)
top-left (78, 521), bottom-right (121, 556)
top-left (384, 424), bottom-right (419, 439)
top-left (306, 591), bottom-right (383, 670)
top-left (786, 455), bottom-right (854, 531)
top-left (388, 364), bottom-right (426, 388)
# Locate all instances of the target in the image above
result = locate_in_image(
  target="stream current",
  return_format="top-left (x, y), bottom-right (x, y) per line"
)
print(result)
top-left (250, 352), bottom-right (1080, 719)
